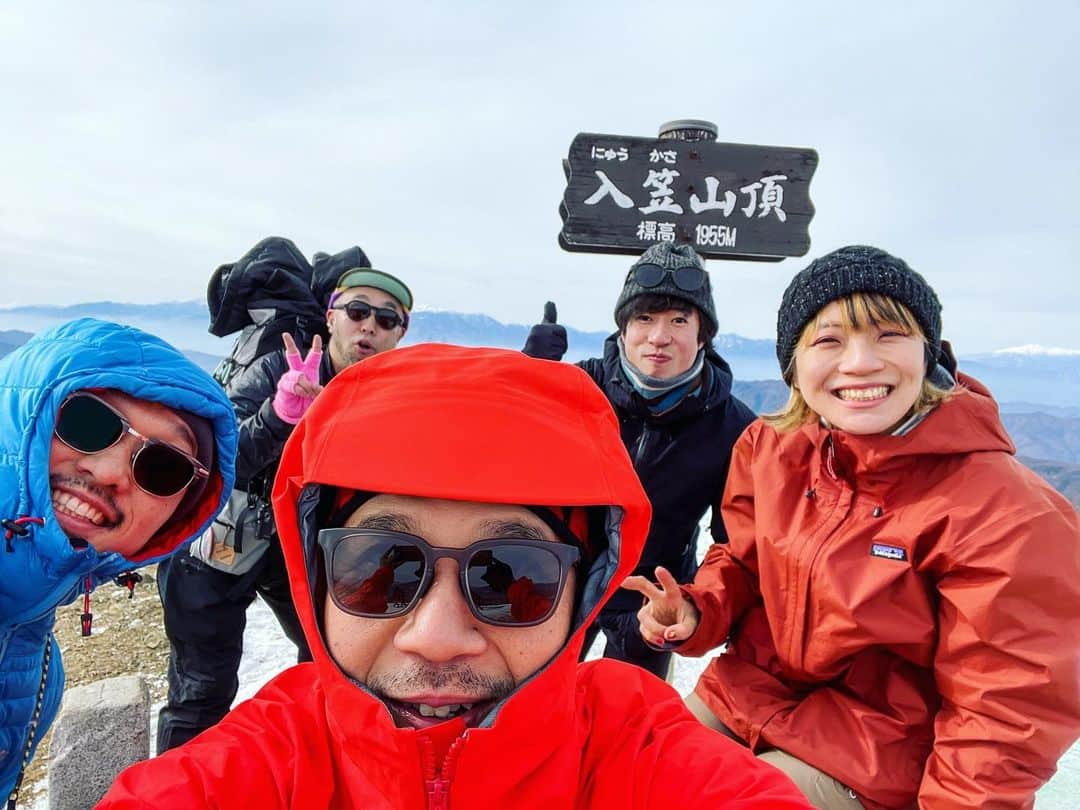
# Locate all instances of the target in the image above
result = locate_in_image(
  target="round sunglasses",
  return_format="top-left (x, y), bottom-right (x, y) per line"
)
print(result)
top-left (54, 392), bottom-right (209, 498)
top-left (632, 262), bottom-right (707, 293)
top-left (330, 299), bottom-right (407, 330)
top-left (318, 528), bottom-right (580, 628)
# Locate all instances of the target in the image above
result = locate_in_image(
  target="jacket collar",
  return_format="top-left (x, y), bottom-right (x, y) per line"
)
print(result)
top-left (601, 333), bottom-right (735, 421)
top-left (802, 373), bottom-right (1015, 488)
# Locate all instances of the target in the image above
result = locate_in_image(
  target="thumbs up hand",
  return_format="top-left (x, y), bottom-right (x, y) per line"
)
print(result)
top-left (523, 301), bottom-right (568, 361)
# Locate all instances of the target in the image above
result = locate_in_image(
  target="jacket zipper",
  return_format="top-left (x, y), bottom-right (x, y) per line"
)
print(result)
top-left (785, 434), bottom-right (845, 667)
top-left (423, 735), bottom-right (467, 810)
top-left (425, 776), bottom-right (448, 810)
top-left (6, 636), bottom-right (52, 810)
top-left (824, 434), bottom-right (838, 480)
top-left (632, 421), bottom-right (649, 465)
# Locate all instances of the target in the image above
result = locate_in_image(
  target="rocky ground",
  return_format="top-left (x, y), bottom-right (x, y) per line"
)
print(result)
top-left (22, 566), bottom-right (169, 805)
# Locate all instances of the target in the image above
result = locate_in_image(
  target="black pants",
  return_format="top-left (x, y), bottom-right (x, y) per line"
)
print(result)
top-left (156, 541), bottom-right (311, 753)
top-left (580, 607), bottom-right (672, 680)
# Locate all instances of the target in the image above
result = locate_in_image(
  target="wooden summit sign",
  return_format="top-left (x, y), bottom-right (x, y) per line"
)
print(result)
top-left (559, 132), bottom-right (818, 261)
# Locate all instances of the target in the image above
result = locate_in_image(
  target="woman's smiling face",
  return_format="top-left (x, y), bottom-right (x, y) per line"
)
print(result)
top-left (794, 300), bottom-right (926, 435)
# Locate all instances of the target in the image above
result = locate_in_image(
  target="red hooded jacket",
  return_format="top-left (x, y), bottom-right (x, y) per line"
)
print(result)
top-left (679, 376), bottom-right (1080, 809)
top-left (99, 345), bottom-right (810, 809)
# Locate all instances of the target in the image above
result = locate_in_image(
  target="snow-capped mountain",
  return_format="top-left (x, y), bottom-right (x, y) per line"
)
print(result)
top-left (993, 345), bottom-right (1080, 357)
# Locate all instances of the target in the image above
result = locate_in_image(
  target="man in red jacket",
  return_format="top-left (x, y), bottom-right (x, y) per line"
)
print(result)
top-left (99, 345), bottom-right (810, 809)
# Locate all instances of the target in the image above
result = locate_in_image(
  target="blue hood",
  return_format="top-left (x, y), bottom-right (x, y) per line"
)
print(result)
top-left (0, 317), bottom-right (237, 623)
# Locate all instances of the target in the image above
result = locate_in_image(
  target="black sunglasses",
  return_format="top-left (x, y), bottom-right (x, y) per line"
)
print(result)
top-left (54, 392), bottom-right (209, 498)
top-left (331, 299), bottom-right (406, 330)
top-left (632, 263), bottom-right (707, 293)
top-left (318, 529), bottom-right (580, 627)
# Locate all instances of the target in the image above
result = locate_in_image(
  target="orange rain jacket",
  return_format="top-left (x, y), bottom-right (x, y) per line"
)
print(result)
top-left (99, 345), bottom-right (811, 810)
top-left (679, 375), bottom-right (1080, 809)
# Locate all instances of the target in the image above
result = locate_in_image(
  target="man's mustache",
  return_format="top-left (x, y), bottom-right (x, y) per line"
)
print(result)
top-left (369, 663), bottom-right (514, 699)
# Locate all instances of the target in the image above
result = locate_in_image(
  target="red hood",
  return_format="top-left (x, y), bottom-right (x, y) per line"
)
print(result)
top-left (271, 344), bottom-right (651, 771)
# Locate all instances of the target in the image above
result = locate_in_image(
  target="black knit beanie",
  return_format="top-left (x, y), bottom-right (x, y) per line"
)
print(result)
top-left (614, 243), bottom-right (718, 336)
top-left (776, 245), bottom-right (942, 383)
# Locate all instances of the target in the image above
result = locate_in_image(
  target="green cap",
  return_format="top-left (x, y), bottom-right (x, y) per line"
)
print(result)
top-left (335, 268), bottom-right (414, 311)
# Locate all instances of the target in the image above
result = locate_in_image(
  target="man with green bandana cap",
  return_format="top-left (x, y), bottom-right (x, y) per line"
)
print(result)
top-left (156, 263), bottom-right (414, 752)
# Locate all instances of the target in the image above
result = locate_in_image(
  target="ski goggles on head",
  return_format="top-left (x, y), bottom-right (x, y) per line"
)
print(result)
top-left (330, 299), bottom-right (407, 330)
top-left (54, 392), bottom-right (210, 498)
top-left (632, 263), bottom-right (708, 293)
top-left (318, 529), bottom-right (580, 627)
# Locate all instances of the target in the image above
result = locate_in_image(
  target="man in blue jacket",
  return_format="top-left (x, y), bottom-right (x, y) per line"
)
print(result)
top-left (0, 318), bottom-right (237, 806)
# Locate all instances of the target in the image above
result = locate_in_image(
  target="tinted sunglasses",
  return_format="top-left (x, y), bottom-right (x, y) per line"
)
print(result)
top-left (331, 299), bottom-right (406, 330)
top-left (318, 529), bottom-right (580, 627)
top-left (54, 392), bottom-right (209, 498)
top-left (632, 263), bottom-right (707, 292)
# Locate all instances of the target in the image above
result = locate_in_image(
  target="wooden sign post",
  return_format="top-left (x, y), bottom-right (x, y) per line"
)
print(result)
top-left (560, 121), bottom-right (818, 261)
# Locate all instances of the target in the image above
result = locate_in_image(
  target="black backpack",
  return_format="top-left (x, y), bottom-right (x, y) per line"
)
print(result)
top-left (206, 237), bottom-right (370, 387)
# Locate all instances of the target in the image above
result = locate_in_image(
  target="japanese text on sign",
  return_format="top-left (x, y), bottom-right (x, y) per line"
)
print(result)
top-left (560, 132), bottom-right (817, 260)
top-left (583, 142), bottom-right (791, 251)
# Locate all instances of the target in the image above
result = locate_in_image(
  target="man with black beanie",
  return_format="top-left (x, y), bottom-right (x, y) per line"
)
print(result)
top-left (523, 242), bottom-right (755, 679)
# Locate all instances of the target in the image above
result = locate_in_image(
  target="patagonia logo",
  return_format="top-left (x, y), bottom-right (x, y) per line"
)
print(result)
top-left (870, 543), bottom-right (908, 562)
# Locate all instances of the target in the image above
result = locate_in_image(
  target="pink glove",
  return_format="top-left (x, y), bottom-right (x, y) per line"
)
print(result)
top-left (273, 336), bottom-right (323, 425)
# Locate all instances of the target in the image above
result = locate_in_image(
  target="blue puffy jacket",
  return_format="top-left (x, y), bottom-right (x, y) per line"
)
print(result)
top-left (0, 319), bottom-right (237, 800)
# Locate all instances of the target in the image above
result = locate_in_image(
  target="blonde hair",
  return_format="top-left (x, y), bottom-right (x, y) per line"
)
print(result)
top-left (764, 292), bottom-right (953, 433)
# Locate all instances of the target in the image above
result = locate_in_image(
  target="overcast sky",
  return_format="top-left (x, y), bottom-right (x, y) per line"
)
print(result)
top-left (1, 2), bottom-right (1076, 351)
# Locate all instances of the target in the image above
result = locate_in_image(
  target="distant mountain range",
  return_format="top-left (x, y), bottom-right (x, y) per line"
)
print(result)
top-left (3, 301), bottom-right (1079, 507)
top-left (5, 299), bottom-right (1079, 395)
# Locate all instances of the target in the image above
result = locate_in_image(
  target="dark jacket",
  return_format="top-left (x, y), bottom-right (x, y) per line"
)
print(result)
top-left (227, 349), bottom-right (336, 491)
top-left (579, 334), bottom-right (755, 611)
top-left (187, 348), bottom-right (335, 571)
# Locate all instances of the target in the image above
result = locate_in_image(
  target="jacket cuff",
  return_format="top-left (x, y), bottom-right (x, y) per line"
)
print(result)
top-left (670, 586), bottom-right (714, 657)
top-left (259, 397), bottom-right (294, 437)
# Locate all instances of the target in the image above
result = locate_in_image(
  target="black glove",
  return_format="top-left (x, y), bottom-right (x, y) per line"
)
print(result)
top-left (522, 301), bottom-right (568, 361)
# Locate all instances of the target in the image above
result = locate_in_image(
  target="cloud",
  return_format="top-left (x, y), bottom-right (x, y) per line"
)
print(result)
top-left (1, 1), bottom-right (1077, 351)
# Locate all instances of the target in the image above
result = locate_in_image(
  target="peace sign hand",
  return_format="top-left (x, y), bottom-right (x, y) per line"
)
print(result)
top-left (622, 566), bottom-right (701, 650)
top-left (273, 333), bottom-right (325, 424)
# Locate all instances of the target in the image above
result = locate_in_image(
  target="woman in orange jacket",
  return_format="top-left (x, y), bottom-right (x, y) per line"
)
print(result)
top-left (628, 245), bottom-right (1080, 809)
